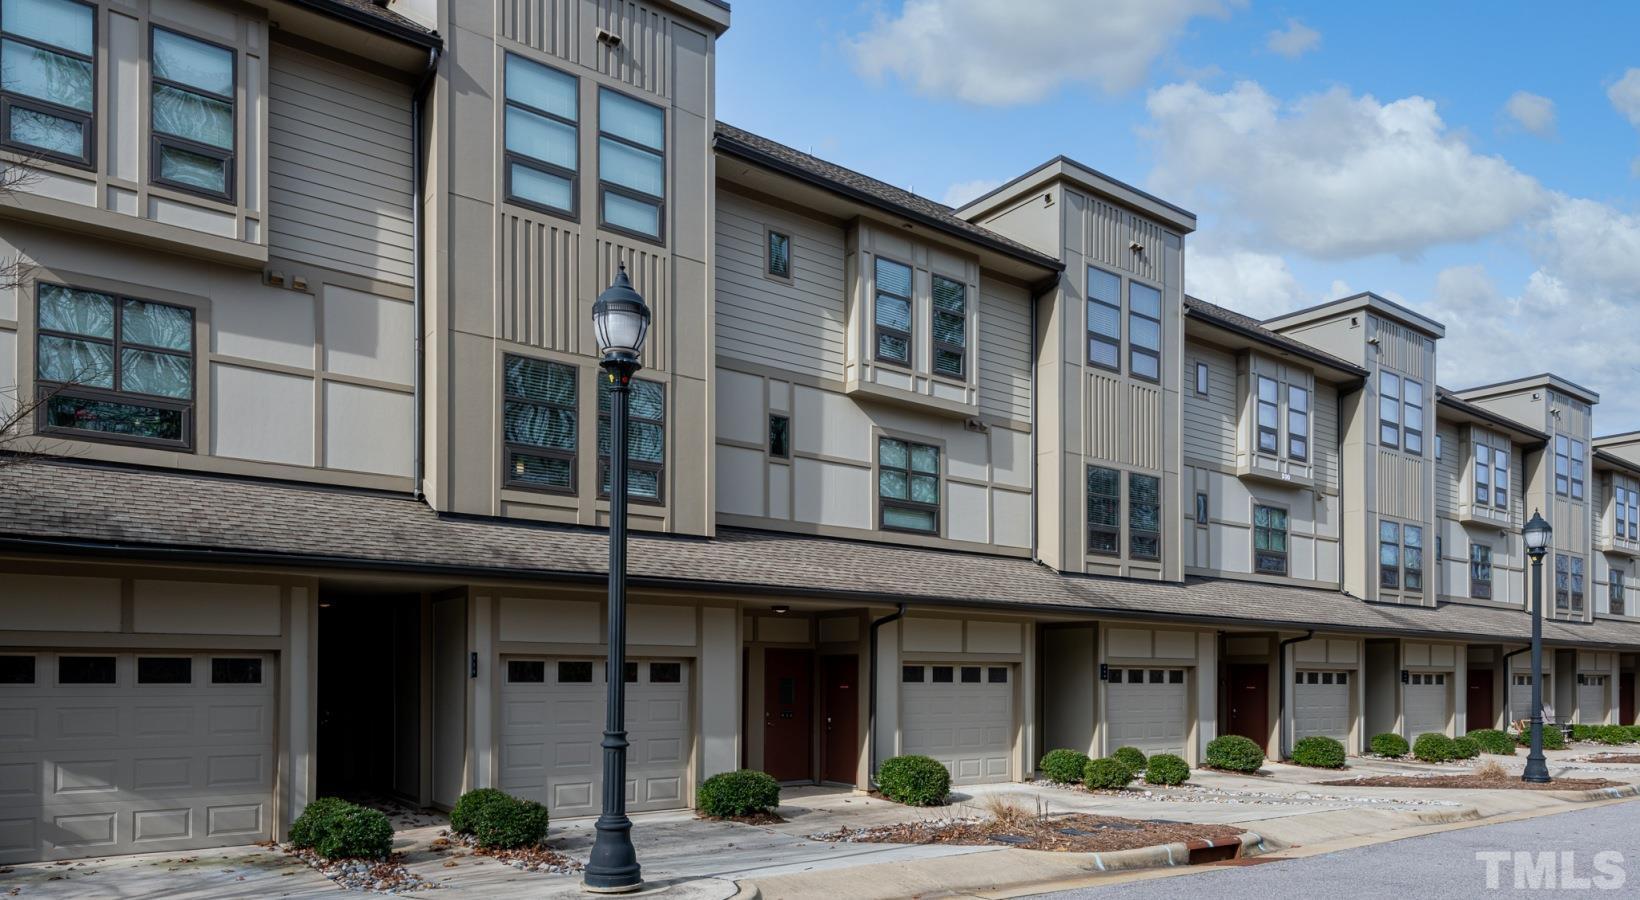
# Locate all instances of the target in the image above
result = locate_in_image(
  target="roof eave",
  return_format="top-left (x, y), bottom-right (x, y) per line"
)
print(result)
top-left (1183, 305), bottom-right (1368, 381)
top-left (284, 0), bottom-right (442, 48)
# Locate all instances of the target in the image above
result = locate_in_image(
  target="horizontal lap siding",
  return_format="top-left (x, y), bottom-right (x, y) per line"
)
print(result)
top-left (1182, 342), bottom-right (1235, 466)
top-left (1314, 382), bottom-right (1340, 492)
top-left (977, 281), bottom-right (1031, 422)
top-left (267, 44), bottom-right (414, 285)
top-left (1435, 423), bottom-right (1462, 516)
top-left (714, 194), bottom-right (846, 379)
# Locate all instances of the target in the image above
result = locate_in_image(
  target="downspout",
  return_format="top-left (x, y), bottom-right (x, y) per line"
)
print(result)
top-left (410, 45), bottom-right (441, 500)
top-left (1029, 287), bottom-right (1038, 563)
top-left (867, 602), bottom-right (907, 786)
top-left (1277, 630), bottom-right (1315, 759)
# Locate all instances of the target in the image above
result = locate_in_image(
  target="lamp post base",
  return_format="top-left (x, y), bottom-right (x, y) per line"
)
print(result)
top-left (1522, 754), bottom-right (1552, 784)
top-left (583, 814), bottom-right (643, 894)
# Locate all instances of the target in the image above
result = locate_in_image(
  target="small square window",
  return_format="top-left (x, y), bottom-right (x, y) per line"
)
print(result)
top-left (138, 657), bottom-right (192, 684)
top-left (960, 666), bottom-right (981, 683)
top-left (988, 666), bottom-right (1008, 683)
top-left (1149, 669), bottom-right (1164, 684)
top-left (211, 657), bottom-right (262, 684)
top-left (931, 666), bottom-right (954, 683)
top-left (651, 662), bottom-right (681, 683)
top-left (1322, 672), bottom-right (1334, 685)
top-left (624, 662), bottom-right (638, 683)
top-left (0, 655), bottom-right (36, 684)
top-left (1337, 672), bottom-right (1349, 685)
top-left (769, 414), bottom-right (791, 459)
top-left (1109, 669), bottom-right (1125, 683)
top-left (558, 661), bottom-right (593, 683)
top-left (902, 665), bottom-right (924, 683)
top-left (508, 660), bottom-right (546, 683)
top-left (60, 656), bottom-right (116, 684)
top-left (1168, 670), bottom-right (1185, 684)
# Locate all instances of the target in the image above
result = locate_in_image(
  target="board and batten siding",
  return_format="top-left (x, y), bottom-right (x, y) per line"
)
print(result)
top-left (1182, 342), bottom-right (1236, 467)
top-left (267, 42), bottom-right (414, 286)
top-left (714, 192), bottom-right (847, 380)
top-left (976, 280), bottom-right (1032, 423)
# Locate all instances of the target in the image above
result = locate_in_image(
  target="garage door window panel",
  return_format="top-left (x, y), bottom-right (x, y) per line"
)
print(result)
top-left (0, 655), bottom-right (35, 683)
top-left (137, 656), bottom-right (192, 684)
top-left (211, 657), bottom-right (261, 684)
top-left (58, 655), bottom-right (115, 683)
top-left (508, 660), bottom-right (546, 683)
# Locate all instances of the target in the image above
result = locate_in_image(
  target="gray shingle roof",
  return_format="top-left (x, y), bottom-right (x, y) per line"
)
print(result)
top-left (293, 0), bottom-right (439, 44)
top-left (1183, 295), bottom-right (1367, 377)
top-left (3, 459), bottom-right (1638, 649)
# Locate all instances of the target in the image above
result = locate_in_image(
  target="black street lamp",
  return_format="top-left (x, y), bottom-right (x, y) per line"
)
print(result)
top-left (584, 263), bottom-right (651, 893)
top-left (1522, 509), bottom-right (1553, 784)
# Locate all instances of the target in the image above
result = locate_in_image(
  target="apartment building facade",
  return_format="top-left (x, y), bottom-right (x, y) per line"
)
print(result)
top-left (0, 0), bottom-right (1637, 866)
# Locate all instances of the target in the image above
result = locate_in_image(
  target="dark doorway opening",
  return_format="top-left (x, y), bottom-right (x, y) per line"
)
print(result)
top-left (1468, 668), bottom-right (1495, 731)
top-left (763, 648), bottom-right (813, 782)
top-left (1622, 671), bottom-right (1635, 726)
top-left (821, 654), bottom-right (859, 785)
top-left (318, 594), bottom-right (422, 801)
top-left (1226, 663), bottom-right (1269, 747)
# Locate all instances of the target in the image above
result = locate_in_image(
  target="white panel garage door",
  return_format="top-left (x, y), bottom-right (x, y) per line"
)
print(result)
top-left (499, 658), bottom-right (689, 818)
top-left (901, 664), bottom-right (1012, 784)
top-left (1105, 667), bottom-right (1188, 757)
top-left (0, 651), bottom-right (276, 864)
top-left (1293, 670), bottom-right (1350, 743)
top-left (1578, 674), bottom-right (1610, 724)
top-left (1405, 672), bottom-right (1450, 737)
top-left (1510, 673), bottom-right (1551, 723)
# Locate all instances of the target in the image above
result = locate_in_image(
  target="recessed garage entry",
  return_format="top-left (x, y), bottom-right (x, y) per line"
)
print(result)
top-left (1578, 674), bottom-right (1610, 724)
top-left (901, 664), bottom-right (1013, 784)
top-left (0, 651), bottom-right (276, 864)
top-left (1405, 672), bottom-right (1451, 737)
top-left (499, 658), bottom-right (690, 818)
top-left (1105, 667), bottom-right (1189, 757)
top-left (1293, 669), bottom-right (1350, 744)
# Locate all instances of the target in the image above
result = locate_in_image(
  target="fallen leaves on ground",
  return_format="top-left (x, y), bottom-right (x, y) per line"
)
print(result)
top-left (1320, 773), bottom-right (1626, 790)
top-left (810, 813), bottom-right (1244, 853)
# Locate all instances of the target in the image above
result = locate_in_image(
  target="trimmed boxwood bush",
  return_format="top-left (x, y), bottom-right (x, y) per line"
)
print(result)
top-left (877, 755), bottom-right (951, 806)
top-left (289, 797), bottom-right (393, 860)
top-left (1039, 748), bottom-right (1091, 785)
top-left (1290, 735), bottom-right (1347, 769)
top-left (1144, 754), bottom-right (1190, 786)
top-left (1571, 723), bottom-right (1599, 742)
top-left (1453, 735), bottom-right (1481, 759)
top-left (1082, 757), bottom-right (1135, 790)
top-left (1369, 732), bottom-right (1410, 758)
top-left (1595, 725), bottom-right (1633, 746)
top-left (1466, 729), bottom-right (1517, 755)
top-left (450, 788), bottom-right (509, 835)
top-left (1413, 732), bottom-right (1458, 762)
top-left (1515, 725), bottom-right (1566, 750)
top-left (697, 770), bottom-right (781, 817)
top-left (451, 788), bottom-right (549, 849)
top-left (1204, 735), bottom-right (1265, 773)
top-left (1111, 746), bottom-right (1148, 776)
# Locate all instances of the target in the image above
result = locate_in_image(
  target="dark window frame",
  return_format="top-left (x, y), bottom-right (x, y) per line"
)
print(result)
top-left (148, 25), bottom-right (237, 203)
top-left (1380, 519), bottom-right (1401, 590)
top-left (596, 85), bottom-right (666, 244)
top-left (1195, 491), bottom-right (1208, 526)
top-left (1379, 371), bottom-right (1401, 449)
top-left (1128, 471), bottom-right (1160, 561)
top-left (1403, 523), bottom-right (1423, 591)
top-left (1194, 361), bottom-right (1209, 396)
top-left (765, 228), bottom-right (791, 282)
top-left (1611, 569), bottom-right (1625, 616)
top-left (597, 375), bottom-right (665, 505)
top-left (1254, 503), bottom-right (1289, 575)
top-left (1571, 438), bottom-right (1586, 500)
top-left (1085, 265), bottom-right (1121, 372)
top-left (930, 272), bottom-right (967, 379)
top-left (1086, 464), bottom-right (1120, 557)
top-left (1403, 378), bottom-right (1424, 455)
top-left (1126, 280), bottom-right (1162, 383)
top-left (872, 255), bottom-right (914, 368)
top-left (1556, 553), bottom-right (1569, 610)
top-left (878, 435), bottom-right (940, 535)
top-left (0, 0), bottom-right (97, 168)
top-left (501, 51), bottom-right (580, 221)
top-left (1256, 375), bottom-right (1279, 455)
top-left (1470, 543), bottom-right (1493, 599)
top-left (502, 353), bottom-right (578, 495)
top-left (1571, 555), bottom-right (1584, 610)
top-left (768, 413), bottom-right (791, 460)
top-left (1491, 440), bottom-right (1509, 510)
top-left (1287, 383), bottom-right (1309, 462)
top-left (1555, 436), bottom-right (1571, 496)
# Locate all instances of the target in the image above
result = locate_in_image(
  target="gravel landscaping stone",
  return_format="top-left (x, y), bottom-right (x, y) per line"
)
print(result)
top-left (439, 831), bottom-right (584, 875)
top-left (285, 846), bottom-right (437, 893)
top-left (1319, 773), bottom-right (1627, 790)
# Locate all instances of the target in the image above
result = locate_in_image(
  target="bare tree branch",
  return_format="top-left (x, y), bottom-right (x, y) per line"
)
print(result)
top-left (0, 150), bottom-right (43, 292)
top-left (0, 151), bottom-right (49, 466)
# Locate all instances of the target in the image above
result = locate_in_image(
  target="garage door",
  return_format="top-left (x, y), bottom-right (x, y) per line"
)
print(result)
top-left (1510, 673), bottom-right (1551, 723)
top-left (499, 658), bottom-right (689, 817)
top-left (1578, 674), bottom-right (1610, 724)
top-left (0, 651), bottom-right (276, 864)
top-left (1405, 672), bottom-right (1450, 737)
top-left (1293, 669), bottom-right (1350, 744)
top-left (901, 664), bottom-right (1012, 784)
top-left (1105, 667), bottom-right (1188, 757)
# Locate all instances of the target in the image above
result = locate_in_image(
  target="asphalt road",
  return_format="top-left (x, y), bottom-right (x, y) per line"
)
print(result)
top-left (1040, 800), bottom-right (1640, 898)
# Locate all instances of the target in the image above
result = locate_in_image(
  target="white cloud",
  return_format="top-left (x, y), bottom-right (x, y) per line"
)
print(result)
top-left (1184, 245), bottom-right (1310, 318)
top-left (848, 0), bottom-right (1237, 106)
top-left (1504, 91), bottom-right (1556, 137)
top-left (1534, 195), bottom-right (1640, 294)
top-left (1142, 81), bottom-right (1548, 258)
top-left (1609, 68), bottom-right (1640, 128)
top-left (1266, 19), bottom-right (1320, 58)
top-left (941, 178), bottom-right (1002, 208)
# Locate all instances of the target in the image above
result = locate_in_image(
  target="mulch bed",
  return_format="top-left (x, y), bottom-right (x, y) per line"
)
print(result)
top-left (1582, 754), bottom-right (1640, 764)
top-left (810, 814), bottom-right (1243, 853)
top-left (697, 811), bottom-right (786, 826)
top-left (1320, 774), bottom-right (1626, 791)
top-left (431, 833), bottom-right (583, 875)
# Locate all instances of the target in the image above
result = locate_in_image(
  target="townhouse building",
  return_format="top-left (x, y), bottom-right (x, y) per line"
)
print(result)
top-left (0, 0), bottom-right (1637, 866)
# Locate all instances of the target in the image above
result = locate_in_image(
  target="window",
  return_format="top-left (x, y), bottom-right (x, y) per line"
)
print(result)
top-left (931, 274), bottom-right (966, 378)
top-left (1470, 544), bottom-right (1493, 599)
top-left (879, 437), bottom-right (939, 533)
top-left (211, 657), bottom-right (262, 684)
top-left (507, 660), bottom-right (545, 683)
top-left (36, 283), bottom-right (194, 448)
top-left (1435, 434), bottom-right (1443, 460)
top-left (1612, 570), bottom-right (1625, 616)
top-left (1128, 473), bottom-right (1160, 560)
top-left (1254, 505), bottom-right (1288, 575)
top-left (1128, 281), bottom-right (1161, 380)
top-left (1380, 521), bottom-right (1401, 589)
top-left (1571, 439), bottom-right (1586, 500)
top-left (1403, 379), bottom-right (1424, 454)
top-left (1619, 486), bottom-right (1629, 542)
top-left (59, 655), bottom-right (114, 684)
top-left (1086, 266), bottom-right (1120, 371)
top-left (1195, 492), bottom-right (1208, 526)
top-left (1379, 372), bottom-right (1401, 448)
top-left (1629, 488), bottom-right (1638, 541)
top-left (1195, 362), bottom-right (1209, 396)
top-left (598, 376), bottom-right (664, 502)
top-left (1086, 465), bottom-right (1119, 556)
top-left (901, 665), bottom-right (924, 683)
top-left (1556, 436), bottom-right (1570, 496)
top-left (873, 257), bottom-right (913, 366)
top-left (150, 27), bottom-right (235, 200)
top-left (557, 661), bottom-right (593, 683)
top-left (598, 88), bottom-right (664, 239)
top-left (1572, 556), bottom-right (1585, 610)
top-left (987, 667), bottom-right (1008, 683)
top-left (768, 414), bottom-right (790, 459)
top-left (503, 355), bottom-right (577, 493)
top-left (961, 666), bottom-right (981, 683)
top-left (1256, 376), bottom-right (1279, 454)
top-left (650, 662), bottom-right (681, 683)
top-left (1404, 525), bottom-right (1423, 591)
top-left (1492, 442), bottom-right (1509, 510)
top-left (0, 0), bottom-right (94, 164)
top-left (1556, 553), bottom-right (1569, 610)
top-left (1288, 385), bottom-right (1310, 461)
top-left (0, 655), bottom-right (34, 683)
top-left (1475, 443), bottom-right (1490, 506)
top-left (503, 53), bottom-right (578, 216)
top-left (137, 657), bottom-right (191, 684)
top-left (766, 230), bottom-right (791, 280)
top-left (931, 666), bottom-right (953, 683)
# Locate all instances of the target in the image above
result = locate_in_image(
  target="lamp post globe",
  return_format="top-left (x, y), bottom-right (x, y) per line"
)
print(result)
top-left (584, 263), bottom-right (649, 893)
top-left (1522, 509), bottom-right (1552, 785)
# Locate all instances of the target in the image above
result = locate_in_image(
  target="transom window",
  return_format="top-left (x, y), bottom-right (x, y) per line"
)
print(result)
top-left (1470, 544), bottom-right (1492, 599)
top-left (1288, 385), bottom-right (1310, 461)
top-left (35, 283), bottom-right (195, 448)
top-left (1128, 473), bottom-right (1160, 560)
top-left (150, 27), bottom-right (236, 200)
top-left (766, 230), bottom-right (791, 280)
top-left (597, 376), bottom-right (665, 502)
top-left (931, 273), bottom-right (966, 378)
top-left (1256, 376), bottom-right (1279, 454)
top-left (503, 355), bottom-right (577, 493)
top-left (878, 437), bottom-right (939, 533)
top-left (503, 53), bottom-right (578, 217)
top-left (873, 257), bottom-right (913, 366)
top-left (1086, 265), bottom-right (1120, 371)
top-left (1086, 465), bottom-right (1119, 556)
top-left (598, 87), bottom-right (665, 240)
top-left (1254, 504), bottom-right (1288, 575)
top-left (1127, 281), bottom-right (1161, 381)
top-left (0, 0), bottom-right (95, 165)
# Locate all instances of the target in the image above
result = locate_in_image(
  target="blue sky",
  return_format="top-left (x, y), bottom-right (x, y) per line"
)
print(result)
top-left (716, 1), bottom-right (1640, 430)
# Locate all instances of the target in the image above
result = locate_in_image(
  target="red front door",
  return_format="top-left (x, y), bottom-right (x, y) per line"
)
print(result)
top-left (1468, 669), bottom-right (1495, 730)
top-left (1226, 664), bottom-right (1269, 747)
top-left (764, 649), bottom-right (813, 782)
top-left (821, 655), bottom-right (860, 785)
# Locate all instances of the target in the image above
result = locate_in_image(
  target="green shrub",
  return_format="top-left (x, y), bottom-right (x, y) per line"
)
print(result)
top-left (450, 788), bottom-right (509, 835)
top-left (1515, 725), bottom-right (1566, 750)
top-left (877, 755), bottom-right (951, 806)
top-left (1082, 757), bottom-right (1135, 790)
top-left (472, 796), bottom-right (550, 849)
top-left (1204, 735), bottom-right (1265, 773)
top-left (1413, 732), bottom-right (1458, 762)
top-left (1144, 754), bottom-right (1190, 786)
top-left (1466, 729), bottom-right (1517, 755)
top-left (1039, 749), bottom-right (1091, 785)
top-left (697, 770), bottom-right (781, 817)
top-left (1369, 732), bottom-right (1410, 758)
top-left (1595, 725), bottom-right (1632, 746)
top-left (1453, 735), bottom-right (1481, 759)
top-left (1291, 736), bottom-right (1347, 769)
top-left (288, 797), bottom-right (393, 860)
top-left (1571, 723), bottom-right (1599, 742)
top-left (1621, 725), bottom-right (1640, 744)
top-left (1111, 746), bottom-right (1148, 776)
